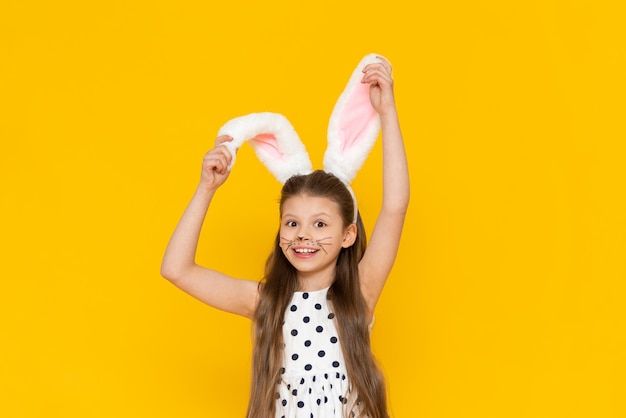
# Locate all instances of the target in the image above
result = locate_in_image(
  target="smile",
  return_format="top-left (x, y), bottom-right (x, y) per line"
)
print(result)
top-left (293, 247), bottom-right (319, 254)
top-left (281, 236), bottom-right (331, 255)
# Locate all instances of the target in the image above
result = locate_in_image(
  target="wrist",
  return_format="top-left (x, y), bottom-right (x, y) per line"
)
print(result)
top-left (195, 182), bottom-right (219, 199)
top-left (379, 108), bottom-right (399, 123)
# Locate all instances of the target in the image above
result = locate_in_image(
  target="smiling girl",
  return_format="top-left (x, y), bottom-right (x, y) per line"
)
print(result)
top-left (161, 55), bottom-right (409, 418)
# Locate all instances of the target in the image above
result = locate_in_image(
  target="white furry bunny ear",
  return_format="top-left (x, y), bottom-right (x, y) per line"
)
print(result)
top-left (323, 54), bottom-right (382, 184)
top-left (217, 112), bottom-right (312, 184)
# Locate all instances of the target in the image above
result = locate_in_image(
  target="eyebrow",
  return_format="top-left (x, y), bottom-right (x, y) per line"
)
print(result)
top-left (282, 212), bottom-right (333, 219)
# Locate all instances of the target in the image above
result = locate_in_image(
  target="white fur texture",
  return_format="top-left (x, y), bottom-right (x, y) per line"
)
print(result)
top-left (217, 112), bottom-right (312, 183)
top-left (324, 53), bottom-right (382, 184)
top-left (216, 54), bottom-right (383, 223)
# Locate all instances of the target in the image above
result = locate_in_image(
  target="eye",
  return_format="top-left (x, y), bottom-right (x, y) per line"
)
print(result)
top-left (314, 221), bottom-right (327, 228)
top-left (285, 220), bottom-right (298, 227)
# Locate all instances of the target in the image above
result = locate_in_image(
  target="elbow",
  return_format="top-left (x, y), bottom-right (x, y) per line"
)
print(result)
top-left (160, 265), bottom-right (176, 283)
top-left (160, 262), bottom-right (184, 283)
top-left (398, 190), bottom-right (411, 215)
top-left (383, 185), bottom-right (410, 215)
top-left (384, 195), bottom-right (410, 217)
top-left (395, 205), bottom-right (409, 221)
top-left (379, 205), bottom-right (408, 226)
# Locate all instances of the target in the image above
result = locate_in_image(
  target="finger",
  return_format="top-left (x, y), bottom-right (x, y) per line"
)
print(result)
top-left (361, 66), bottom-right (393, 85)
top-left (206, 143), bottom-right (234, 162)
top-left (204, 155), bottom-right (228, 174)
top-left (362, 67), bottom-right (391, 79)
top-left (204, 145), bottom-right (232, 161)
top-left (364, 57), bottom-right (392, 76)
top-left (204, 148), bottom-right (232, 169)
top-left (375, 56), bottom-right (392, 73)
top-left (217, 144), bottom-right (234, 161)
top-left (361, 68), bottom-right (393, 86)
top-left (215, 135), bottom-right (233, 146)
top-left (362, 61), bottom-right (392, 77)
top-left (214, 158), bottom-right (227, 174)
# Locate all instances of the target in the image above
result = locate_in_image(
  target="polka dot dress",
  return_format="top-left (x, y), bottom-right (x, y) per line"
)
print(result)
top-left (276, 287), bottom-right (359, 418)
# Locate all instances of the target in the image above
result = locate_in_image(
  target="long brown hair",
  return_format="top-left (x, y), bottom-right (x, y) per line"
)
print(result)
top-left (246, 170), bottom-right (388, 418)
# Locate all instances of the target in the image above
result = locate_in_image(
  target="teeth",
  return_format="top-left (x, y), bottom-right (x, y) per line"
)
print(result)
top-left (295, 248), bottom-right (317, 253)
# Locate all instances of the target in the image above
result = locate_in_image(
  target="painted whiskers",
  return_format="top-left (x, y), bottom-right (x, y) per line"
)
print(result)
top-left (281, 237), bottom-right (332, 254)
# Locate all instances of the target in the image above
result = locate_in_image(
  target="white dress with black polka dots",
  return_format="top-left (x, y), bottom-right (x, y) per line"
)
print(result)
top-left (276, 287), bottom-right (357, 418)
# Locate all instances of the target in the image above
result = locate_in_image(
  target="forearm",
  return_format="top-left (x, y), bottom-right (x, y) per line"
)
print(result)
top-left (380, 111), bottom-right (410, 213)
top-left (161, 185), bottom-right (216, 281)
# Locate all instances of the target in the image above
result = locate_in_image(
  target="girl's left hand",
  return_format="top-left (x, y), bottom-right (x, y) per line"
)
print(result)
top-left (361, 56), bottom-right (396, 117)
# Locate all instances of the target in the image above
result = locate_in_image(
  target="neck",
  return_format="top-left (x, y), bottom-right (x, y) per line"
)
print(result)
top-left (296, 269), bottom-right (335, 292)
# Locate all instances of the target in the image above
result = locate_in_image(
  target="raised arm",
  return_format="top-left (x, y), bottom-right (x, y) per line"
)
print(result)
top-left (160, 136), bottom-right (259, 318)
top-left (358, 57), bottom-right (410, 316)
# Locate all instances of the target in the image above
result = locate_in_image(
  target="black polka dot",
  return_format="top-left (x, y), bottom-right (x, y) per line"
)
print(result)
top-left (305, 364), bottom-right (312, 371)
top-left (312, 376), bottom-right (316, 382)
top-left (336, 372), bottom-right (340, 378)
top-left (290, 304), bottom-right (297, 311)
top-left (328, 313), bottom-right (335, 319)
top-left (330, 336), bottom-right (338, 343)
top-left (292, 389), bottom-right (298, 396)
top-left (316, 325), bottom-right (324, 333)
top-left (317, 399), bottom-right (321, 405)
top-left (324, 396), bottom-right (328, 403)
top-left (297, 401), bottom-right (305, 408)
top-left (315, 303), bottom-right (322, 310)
top-left (304, 340), bottom-right (311, 347)
top-left (282, 399), bottom-right (287, 407)
top-left (303, 316), bottom-right (310, 323)
top-left (300, 378), bottom-right (305, 385)
top-left (291, 329), bottom-right (298, 336)
top-left (303, 293), bottom-right (309, 299)
top-left (280, 367), bottom-right (285, 374)
top-left (292, 353), bottom-right (299, 361)
top-left (318, 350), bottom-right (326, 357)
top-left (332, 361), bottom-right (340, 368)
top-left (324, 373), bottom-right (328, 379)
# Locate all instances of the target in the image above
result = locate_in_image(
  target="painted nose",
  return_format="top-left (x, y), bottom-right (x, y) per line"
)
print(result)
top-left (296, 226), bottom-right (311, 241)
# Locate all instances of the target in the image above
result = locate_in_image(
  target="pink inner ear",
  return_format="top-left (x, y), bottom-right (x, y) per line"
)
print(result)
top-left (251, 133), bottom-right (285, 160)
top-left (338, 83), bottom-right (377, 153)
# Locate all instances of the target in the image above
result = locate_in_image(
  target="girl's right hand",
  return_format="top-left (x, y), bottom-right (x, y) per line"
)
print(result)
top-left (199, 135), bottom-right (235, 191)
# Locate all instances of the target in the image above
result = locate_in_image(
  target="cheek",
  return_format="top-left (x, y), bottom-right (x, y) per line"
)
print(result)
top-left (278, 228), bottom-right (292, 252)
top-left (279, 227), bottom-right (291, 240)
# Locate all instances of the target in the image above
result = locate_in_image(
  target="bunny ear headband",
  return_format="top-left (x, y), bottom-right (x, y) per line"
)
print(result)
top-left (217, 53), bottom-right (383, 223)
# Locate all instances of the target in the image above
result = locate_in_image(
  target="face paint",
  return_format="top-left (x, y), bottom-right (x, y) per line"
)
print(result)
top-left (280, 236), bottom-right (332, 254)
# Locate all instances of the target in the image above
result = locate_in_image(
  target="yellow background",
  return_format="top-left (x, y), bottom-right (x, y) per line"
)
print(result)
top-left (1, 0), bottom-right (624, 417)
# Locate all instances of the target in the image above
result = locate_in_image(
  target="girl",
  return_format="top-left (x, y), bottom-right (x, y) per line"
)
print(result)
top-left (161, 56), bottom-right (409, 418)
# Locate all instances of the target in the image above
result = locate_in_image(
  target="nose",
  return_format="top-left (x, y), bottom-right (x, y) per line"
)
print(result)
top-left (296, 227), bottom-right (310, 241)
